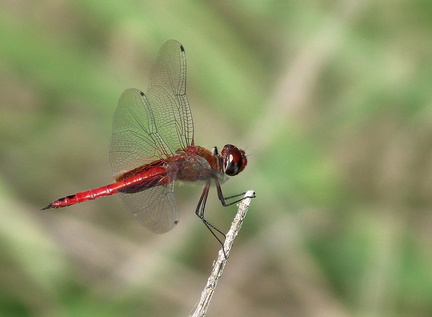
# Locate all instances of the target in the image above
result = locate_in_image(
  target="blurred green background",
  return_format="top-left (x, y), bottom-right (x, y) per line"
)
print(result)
top-left (1, 1), bottom-right (432, 316)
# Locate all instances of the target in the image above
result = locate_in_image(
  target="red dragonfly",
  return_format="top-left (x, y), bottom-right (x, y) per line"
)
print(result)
top-left (43, 40), bottom-right (249, 238)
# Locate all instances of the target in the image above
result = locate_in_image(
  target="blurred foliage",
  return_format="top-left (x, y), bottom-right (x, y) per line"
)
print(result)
top-left (1, 0), bottom-right (432, 316)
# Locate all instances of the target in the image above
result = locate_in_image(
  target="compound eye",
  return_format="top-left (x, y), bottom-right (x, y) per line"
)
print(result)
top-left (221, 144), bottom-right (247, 176)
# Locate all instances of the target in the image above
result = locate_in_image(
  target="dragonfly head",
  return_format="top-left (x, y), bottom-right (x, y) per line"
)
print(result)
top-left (221, 144), bottom-right (247, 176)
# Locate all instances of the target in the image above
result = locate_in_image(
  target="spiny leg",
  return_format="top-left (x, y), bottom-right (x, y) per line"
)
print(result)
top-left (196, 180), bottom-right (227, 257)
top-left (214, 177), bottom-right (256, 207)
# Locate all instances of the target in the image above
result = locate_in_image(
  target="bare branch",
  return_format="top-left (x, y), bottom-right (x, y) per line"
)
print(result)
top-left (190, 190), bottom-right (255, 317)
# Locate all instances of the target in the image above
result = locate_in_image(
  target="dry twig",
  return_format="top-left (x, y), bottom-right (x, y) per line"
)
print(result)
top-left (190, 190), bottom-right (255, 317)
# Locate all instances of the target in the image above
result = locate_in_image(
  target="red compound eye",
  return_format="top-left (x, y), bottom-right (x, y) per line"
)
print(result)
top-left (221, 144), bottom-right (247, 176)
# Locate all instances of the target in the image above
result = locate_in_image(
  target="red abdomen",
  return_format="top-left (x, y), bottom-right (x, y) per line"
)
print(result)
top-left (42, 166), bottom-right (167, 209)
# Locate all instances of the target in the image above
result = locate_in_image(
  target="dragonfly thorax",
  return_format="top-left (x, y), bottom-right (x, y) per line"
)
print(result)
top-left (168, 154), bottom-right (218, 183)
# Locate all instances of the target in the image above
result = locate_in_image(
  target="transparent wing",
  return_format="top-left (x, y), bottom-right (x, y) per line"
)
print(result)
top-left (146, 40), bottom-right (194, 154)
top-left (109, 40), bottom-right (192, 232)
top-left (110, 88), bottom-right (165, 179)
top-left (118, 183), bottom-right (178, 233)
top-left (110, 40), bottom-right (193, 179)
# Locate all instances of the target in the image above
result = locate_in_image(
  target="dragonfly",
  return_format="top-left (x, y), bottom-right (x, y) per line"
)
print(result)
top-left (43, 40), bottom-right (250, 241)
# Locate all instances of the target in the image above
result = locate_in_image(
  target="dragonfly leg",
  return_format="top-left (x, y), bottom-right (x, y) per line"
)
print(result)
top-left (214, 177), bottom-right (256, 207)
top-left (196, 180), bottom-right (227, 256)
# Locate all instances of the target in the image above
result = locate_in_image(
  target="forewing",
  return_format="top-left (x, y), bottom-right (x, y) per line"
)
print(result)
top-left (110, 88), bottom-right (169, 179)
top-left (118, 183), bottom-right (178, 233)
top-left (110, 40), bottom-right (193, 179)
top-left (146, 39), bottom-right (194, 153)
